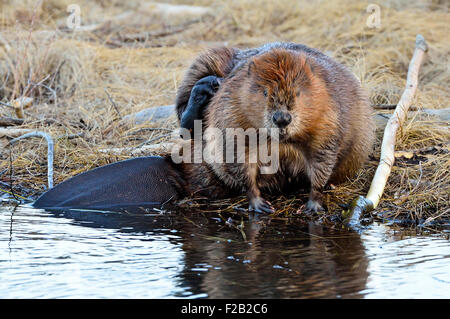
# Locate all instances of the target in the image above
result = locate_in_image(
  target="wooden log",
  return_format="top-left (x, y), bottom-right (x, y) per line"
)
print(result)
top-left (121, 104), bottom-right (176, 125)
top-left (344, 34), bottom-right (428, 229)
top-left (0, 128), bottom-right (32, 137)
top-left (0, 117), bottom-right (24, 126)
top-left (372, 108), bottom-right (450, 128)
top-left (422, 108), bottom-right (450, 122)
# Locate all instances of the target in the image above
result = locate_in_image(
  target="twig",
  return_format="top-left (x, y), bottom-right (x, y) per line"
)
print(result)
top-left (8, 147), bottom-right (19, 201)
top-left (132, 133), bottom-right (172, 151)
top-left (0, 101), bottom-right (14, 109)
top-left (56, 132), bottom-right (84, 140)
top-left (0, 187), bottom-right (30, 201)
top-left (373, 104), bottom-right (418, 111)
top-left (125, 127), bottom-right (173, 136)
top-left (410, 161), bottom-right (423, 193)
top-left (104, 88), bottom-right (122, 119)
top-left (344, 34), bottom-right (428, 229)
top-left (8, 131), bottom-right (54, 189)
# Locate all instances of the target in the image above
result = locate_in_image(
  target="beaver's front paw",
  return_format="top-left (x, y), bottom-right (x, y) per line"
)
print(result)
top-left (181, 76), bottom-right (223, 131)
top-left (190, 75), bottom-right (222, 105)
top-left (303, 199), bottom-right (325, 214)
top-left (249, 196), bottom-right (275, 214)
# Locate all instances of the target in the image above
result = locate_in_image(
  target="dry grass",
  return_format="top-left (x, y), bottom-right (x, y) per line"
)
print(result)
top-left (0, 0), bottom-right (448, 227)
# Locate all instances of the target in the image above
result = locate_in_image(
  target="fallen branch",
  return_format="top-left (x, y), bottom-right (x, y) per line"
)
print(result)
top-left (8, 131), bottom-right (54, 189)
top-left (373, 104), bottom-right (418, 111)
top-left (344, 34), bottom-right (428, 229)
top-left (121, 104), bottom-right (175, 125)
top-left (0, 128), bottom-right (32, 137)
top-left (0, 117), bottom-right (24, 126)
top-left (99, 141), bottom-right (175, 155)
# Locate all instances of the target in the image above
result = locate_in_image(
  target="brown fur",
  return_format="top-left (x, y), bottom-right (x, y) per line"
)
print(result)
top-left (175, 43), bottom-right (375, 212)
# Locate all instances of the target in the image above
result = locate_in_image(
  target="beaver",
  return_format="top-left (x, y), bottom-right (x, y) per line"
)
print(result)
top-left (176, 43), bottom-right (375, 213)
top-left (34, 43), bottom-right (374, 214)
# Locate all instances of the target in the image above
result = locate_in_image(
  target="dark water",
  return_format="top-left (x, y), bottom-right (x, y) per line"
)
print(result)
top-left (0, 204), bottom-right (449, 298)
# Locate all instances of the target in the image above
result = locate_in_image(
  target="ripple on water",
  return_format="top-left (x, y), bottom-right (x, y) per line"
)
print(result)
top-left (0, 205), bottom-right (449, 298)
top-left (361, 225), bottom-right (450, 298)
top-left (0, 206), bottom-right (186, 298)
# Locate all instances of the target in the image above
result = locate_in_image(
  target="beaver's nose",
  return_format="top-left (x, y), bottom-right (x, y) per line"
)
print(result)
top-left (272, 111), bottom-right (292, 128)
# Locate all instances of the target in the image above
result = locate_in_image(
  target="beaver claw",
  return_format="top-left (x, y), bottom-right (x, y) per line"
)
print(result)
top-left (249, 197), bottom-right (275, 214)
top-left (302, 199), bottom-right (325, 214)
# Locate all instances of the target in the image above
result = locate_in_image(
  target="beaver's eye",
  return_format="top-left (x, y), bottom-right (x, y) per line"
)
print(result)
top-left (263, 89), bottom-right (268, 97)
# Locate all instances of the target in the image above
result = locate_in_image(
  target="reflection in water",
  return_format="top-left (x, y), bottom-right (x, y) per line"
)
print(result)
top-left (177, 214), bottom-right (368, 298)
top-left (0, 205), bottom-right (448, 298)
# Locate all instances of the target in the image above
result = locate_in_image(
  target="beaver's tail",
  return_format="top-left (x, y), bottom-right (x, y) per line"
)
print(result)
top-left (33, 156), bottom-right (231, 211)
top-left (33, 156), bottom-right (182, 211)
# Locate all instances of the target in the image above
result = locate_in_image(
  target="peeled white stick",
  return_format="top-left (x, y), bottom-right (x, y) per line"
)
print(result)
top-left (9, 131), bottom-right (54, 189)
top-left (0, 128), bottom-right (32, 137)
top-left (345, 34), bottom-right (428, 228)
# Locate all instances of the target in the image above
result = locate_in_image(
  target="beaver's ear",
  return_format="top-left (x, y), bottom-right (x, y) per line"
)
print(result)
top-left (303, 58), bottom-right (314, 76)
top-left (296, 55), bottom-right (314, 83)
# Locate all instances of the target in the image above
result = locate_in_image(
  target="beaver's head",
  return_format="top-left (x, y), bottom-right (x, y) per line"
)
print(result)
top-left (247, 49), bottom-right (315, 140)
